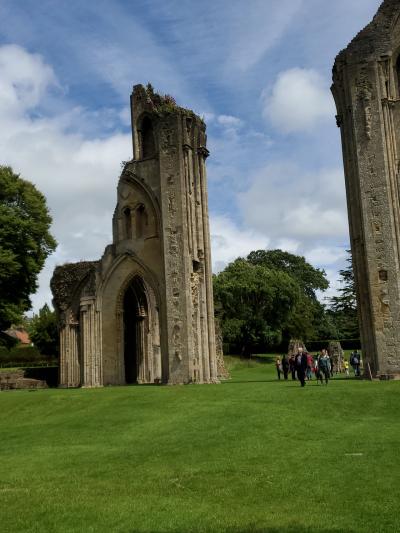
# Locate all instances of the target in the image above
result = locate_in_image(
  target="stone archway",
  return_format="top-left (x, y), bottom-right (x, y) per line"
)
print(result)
top-left (120, 274), bottom-right (161, 384)
top-left (123, 276), bottom-right (147, 384)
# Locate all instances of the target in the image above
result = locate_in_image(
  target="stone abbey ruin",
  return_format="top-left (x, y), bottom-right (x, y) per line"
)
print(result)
top-left (51, 85), bottom-right (218, 386)
top-left (332, 0), bottom-right (400, 379)
top-left (52, 0), bottom-right (400, 386)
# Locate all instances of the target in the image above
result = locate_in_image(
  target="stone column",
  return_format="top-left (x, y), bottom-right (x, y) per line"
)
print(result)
top-left (198, 147), bottom-right (218, 382)
top-left (152, 306), bottom-right (162, 382)
top-left (80, 297), bottom-right (102, 388)
top-left (136, 315), bottom-right (146, 383)
top-left (59, 310), bottom-right (80, 387)
top-left (158, 115), bottom-right (193, 384)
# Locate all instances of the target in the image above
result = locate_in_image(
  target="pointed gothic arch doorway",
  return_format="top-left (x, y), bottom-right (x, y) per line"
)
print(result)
top-left (122, 275), bottom-right (161, 384)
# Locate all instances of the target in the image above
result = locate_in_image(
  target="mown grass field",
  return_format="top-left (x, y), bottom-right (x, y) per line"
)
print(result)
top-left (0, 357), bottom-right (399, 533)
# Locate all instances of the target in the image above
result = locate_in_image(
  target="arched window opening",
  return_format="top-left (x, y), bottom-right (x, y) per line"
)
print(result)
top-left (124, 207), bottom-right (132, 239)
top-left (140, 117), bottom-right (155, 158)
top-left (396, 54), bottom-right (400, 96)
top-left (123, 276), bottom-right (148, 384)
top-left (136, 204), bottom-right (148, 238)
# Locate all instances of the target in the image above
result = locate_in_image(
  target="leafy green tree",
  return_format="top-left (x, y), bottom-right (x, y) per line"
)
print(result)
top-left (328, 250), bottom-right (359, 339)
top-left (214, 250), bottom-right (333, 354)
top-left (247, 249), bottom-right (334, 341)
top-left (0, 166), bottom-right (57, 330)
top-left (214, 258), bottom-right (301, 353)
top-left (247, 249), bottom-right (329, 297)
top-left (28, 304), bottom-right (59, 357)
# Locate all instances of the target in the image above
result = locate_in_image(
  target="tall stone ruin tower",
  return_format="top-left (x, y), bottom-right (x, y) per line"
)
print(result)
top-left (51, 84), bottom-right (218, 386)
top-left (332, 0), bottom-right (400, 378)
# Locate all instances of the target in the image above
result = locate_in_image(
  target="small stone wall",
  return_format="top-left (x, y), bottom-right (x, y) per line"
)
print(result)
top-left (0, 370), bottom-right (48, 390)
top-left (328, 341), bottom-right (344, 372)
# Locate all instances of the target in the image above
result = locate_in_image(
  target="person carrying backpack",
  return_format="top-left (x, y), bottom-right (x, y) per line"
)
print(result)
top-left (317, 349), bottom-right (330, 385)
top-left (350, 350), bottom-right (361, 376)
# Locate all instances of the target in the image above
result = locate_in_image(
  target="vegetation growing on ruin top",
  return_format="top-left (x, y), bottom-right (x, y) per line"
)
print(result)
top-left (51, 261), bottom-right (98, 311)
top-left (144, 83), bottom-right (203, 122)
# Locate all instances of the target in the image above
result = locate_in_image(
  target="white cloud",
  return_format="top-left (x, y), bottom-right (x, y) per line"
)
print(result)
top-left (201, 112), bottom-right (215, 123)
top-left (239, 163), bottom-right (348, 243)
top-left (317, 266), bottom-right (345, 304)
top-left (217, 115), bottom-right (242, 127)
top-left (0, 44), bottom-right (131, 312)
top-left (262, 68), bottom-right (335, 133)
top-left (209, 215), bottom-right (348, 300)
top-left (121, 0), bottom-right (303, 80)
top-left (0, 42), bottom-right (350, 312)
top-left (210, 215), bottom-right (269, 273)
top-left (0, 44), bottom-right (58, 114)
top-left (275, 239), bottom-right (300, 254)
top-left (224, 0), bottom-right (304, 72)
top-left (305, 246), bottom-right (347, 267)
top-left (237, 162), bottom-right (350, 293)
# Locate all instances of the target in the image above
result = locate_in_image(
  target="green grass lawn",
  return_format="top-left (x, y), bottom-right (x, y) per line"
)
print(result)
top-left (0, 357), bottom-right (399, 533)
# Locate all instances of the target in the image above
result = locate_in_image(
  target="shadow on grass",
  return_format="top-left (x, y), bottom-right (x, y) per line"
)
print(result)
top-left (223, 379), bottom-right (287, 384)
top-left (223, 380), bottom-right (358, 388)
top-left (129, 526), bottom-right (357, 533)
top-left (223, 528), bottom-right (356, 533)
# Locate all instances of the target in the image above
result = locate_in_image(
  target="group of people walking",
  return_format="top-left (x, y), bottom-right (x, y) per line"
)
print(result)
top-left (275, 348), bottom-right (362, 387)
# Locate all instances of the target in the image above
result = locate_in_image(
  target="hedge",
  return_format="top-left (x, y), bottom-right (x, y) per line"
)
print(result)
top-left (0, 345), bottom-right (57, 364)
top-left (0, 346), bottom-right (10, 359)
top-left (305, 339), bottom-right (361, 352)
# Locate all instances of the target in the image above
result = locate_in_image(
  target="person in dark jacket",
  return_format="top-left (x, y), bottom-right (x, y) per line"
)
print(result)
top-left (289, 355), bottom-right (296, 380)
top-left (294, 347), bottom-right (308, 387)
top-left (275, 357), bottom-right (282, 380)
top-left (318, 349), bottom-right (331, 385)
top-left (281, 355), bottom-right (290, 380)
top-left (350, 350), bottom-right (361, 376)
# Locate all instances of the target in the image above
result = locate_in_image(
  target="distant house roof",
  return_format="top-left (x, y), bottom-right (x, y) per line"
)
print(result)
top-left (3, 328), bottom-right (31, 345)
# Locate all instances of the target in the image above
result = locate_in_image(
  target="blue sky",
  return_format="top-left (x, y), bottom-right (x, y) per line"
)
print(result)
top-left (0, 0), bottom-right (383, 311)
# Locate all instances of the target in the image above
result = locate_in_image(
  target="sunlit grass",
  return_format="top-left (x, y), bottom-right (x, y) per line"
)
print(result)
top-left (0, 357), bottom-right (398, 532)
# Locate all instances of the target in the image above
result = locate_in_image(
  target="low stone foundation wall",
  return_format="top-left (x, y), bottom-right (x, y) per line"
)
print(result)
top-left (378, 374), bottom-right (400, 381)
top-left (0, 370), bottom-right (48, 390)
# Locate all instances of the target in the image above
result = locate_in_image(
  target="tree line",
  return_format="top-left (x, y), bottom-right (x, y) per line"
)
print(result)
top-left (213, 249), bottom-right (359, 355)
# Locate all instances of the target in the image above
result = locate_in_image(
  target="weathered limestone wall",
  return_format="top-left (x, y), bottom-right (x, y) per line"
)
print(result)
top-left (153, 97), bottom-right (218, 384)
top-left (80, 297), bottom-right (102, 387)
top-left (52, 84), bottom-right (218, 386)
top-left (59, 318), bottom-right (80, 387)
top-left (332, 0), bottom-right (400, 377)
top-left (328, 341), bottom-right (344, 373)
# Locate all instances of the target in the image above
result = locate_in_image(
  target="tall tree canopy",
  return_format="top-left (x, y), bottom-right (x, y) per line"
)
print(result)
top-left (247, 249), bottom-right (335, 342)
top-left (0, 166), bottom-right (57, 331)
top-left (247, 249), bottom-right (329, 298)
top-left (327, 250), bottom-right (359, 339)
top-left (214, 250), bottom-right (333, 354)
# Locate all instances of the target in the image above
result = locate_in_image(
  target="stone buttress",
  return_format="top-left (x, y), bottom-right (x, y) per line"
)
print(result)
top-left (332, 0), bottom-right (400, 378)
